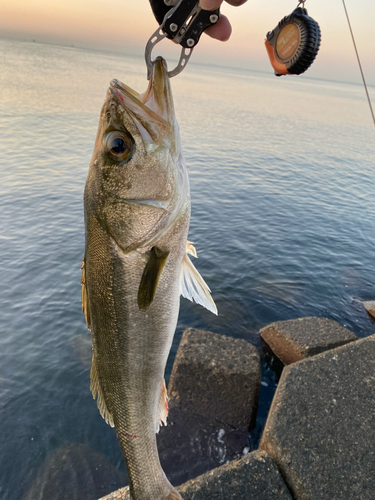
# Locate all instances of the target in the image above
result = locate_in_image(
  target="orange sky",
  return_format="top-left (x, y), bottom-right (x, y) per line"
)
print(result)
top-left (1, 0), bottom-right (375, 84)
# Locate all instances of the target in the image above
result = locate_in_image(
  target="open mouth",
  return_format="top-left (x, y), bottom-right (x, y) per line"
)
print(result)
top-left (109, 57), bottom-right (170, 120)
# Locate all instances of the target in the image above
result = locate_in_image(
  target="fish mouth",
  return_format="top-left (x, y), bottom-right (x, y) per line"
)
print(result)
top-left (109, 57), bottom-right (172, 123)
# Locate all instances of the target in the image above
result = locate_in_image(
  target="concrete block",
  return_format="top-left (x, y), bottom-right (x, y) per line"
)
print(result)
top-left (363, 300), bottom-right (375, 320)
top-left (157, 409), bottom-right (249, 486)
top-left (260, 334), bottom-right (375, 500)
top-left (168, 328), bottom-right (261, 430)
top-left (260, 317), bottom-right (357, 370)
top-left (177, 450), bottom-right (293, 500)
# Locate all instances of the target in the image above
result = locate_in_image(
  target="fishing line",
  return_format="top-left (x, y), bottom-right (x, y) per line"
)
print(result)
top-left (342, 0), bottom-right (375, 127)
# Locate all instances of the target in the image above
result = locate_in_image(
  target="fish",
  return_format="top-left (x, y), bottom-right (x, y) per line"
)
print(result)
top-left (81, 57), bottom-right (217, 500)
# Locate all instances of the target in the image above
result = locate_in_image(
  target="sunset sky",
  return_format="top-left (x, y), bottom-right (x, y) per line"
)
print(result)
top-left (1, 0), bottom-right (375, 84)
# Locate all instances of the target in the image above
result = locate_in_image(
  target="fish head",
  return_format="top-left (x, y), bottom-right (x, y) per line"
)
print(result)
top-left (85, 57), bottom-right (189, 252)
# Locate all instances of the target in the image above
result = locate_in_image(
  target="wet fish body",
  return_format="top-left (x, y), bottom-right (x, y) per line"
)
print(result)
top-left (82, 58), bottom-right (216, 500)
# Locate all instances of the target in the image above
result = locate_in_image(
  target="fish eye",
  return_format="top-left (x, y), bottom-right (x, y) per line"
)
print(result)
top-left (104, 131), bottom-right (133, 162)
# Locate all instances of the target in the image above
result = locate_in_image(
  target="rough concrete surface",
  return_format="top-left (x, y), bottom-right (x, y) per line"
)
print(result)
top-left (168, 328), bottom-right (261, 430)
top-left (363, 300), bottom-right (375, 320)
top-left (177, 450), bottom-right (293, 500)
top-left (260, 334), bottom-right (375, 500)
top-left (260, 317), bottom-right (357, 369)
top-left (157, 409), bottom-right (249, 486)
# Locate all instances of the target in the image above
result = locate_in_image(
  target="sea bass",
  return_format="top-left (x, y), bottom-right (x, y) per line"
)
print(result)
top-left (81, 57), bottom-right (217, 500)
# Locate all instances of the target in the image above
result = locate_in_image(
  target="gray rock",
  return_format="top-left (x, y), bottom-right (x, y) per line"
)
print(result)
top-left (157, 409), bottom-right (249, 486)
top-left (99, 451), bottom-right (292, 500)
top-left (363, 300), bottom-right (375, 320)
top-left (260, 334), bottom-right (375, 500)
top-left (168, 328), bottom-right (261, 430)
top-left (177, 450), bottom-right (293, 500)
top-left (260, 317), bottom-right (357, 370)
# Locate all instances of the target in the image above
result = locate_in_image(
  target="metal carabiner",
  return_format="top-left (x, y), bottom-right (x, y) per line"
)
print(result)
top-left (145, 0), bottom-right (220, 79)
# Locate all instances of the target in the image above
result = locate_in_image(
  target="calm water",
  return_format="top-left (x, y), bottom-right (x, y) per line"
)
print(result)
top-left (1, 38), bottom-right (374, 499)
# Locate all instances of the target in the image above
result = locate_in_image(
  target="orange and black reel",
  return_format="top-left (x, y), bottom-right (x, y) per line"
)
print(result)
top-left (265, 6), bottom-right (321, 76)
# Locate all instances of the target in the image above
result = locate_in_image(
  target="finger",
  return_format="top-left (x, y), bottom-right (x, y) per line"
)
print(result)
top-left (200, 0), bottom-right (224, 11)
top-left (204, 14), bottom-right (232, 41)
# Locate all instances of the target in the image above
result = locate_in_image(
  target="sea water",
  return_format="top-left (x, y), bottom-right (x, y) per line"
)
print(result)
top-left (0, 38), bottom-right (374, 499)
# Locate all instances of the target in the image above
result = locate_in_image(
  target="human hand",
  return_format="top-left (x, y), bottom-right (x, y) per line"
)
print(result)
top-left (200, 0), bottom-right (248, 41)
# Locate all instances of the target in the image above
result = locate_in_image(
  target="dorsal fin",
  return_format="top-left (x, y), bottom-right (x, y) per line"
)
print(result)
top-left (81, 258), bottom-right (90, 329)
top-left (180, 242), bottom-right (218, 315)
top-left (90, 354), bottom-right (114, 427)
top-left (138, 246), bottom-right (170, 310)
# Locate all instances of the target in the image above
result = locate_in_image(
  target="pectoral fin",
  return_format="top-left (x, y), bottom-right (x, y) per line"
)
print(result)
top-left (138, 246), bottom-right (170, 310)
top-left (180, 243), bottom-right (218, 315)
top-left (90, 355), bottom-right (114, 428)
top-left (81, 258), bottom-right (90, 329)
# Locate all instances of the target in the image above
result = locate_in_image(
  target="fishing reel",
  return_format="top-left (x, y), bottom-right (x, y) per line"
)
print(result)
top-left (265, 2), bottom-right (321, 76)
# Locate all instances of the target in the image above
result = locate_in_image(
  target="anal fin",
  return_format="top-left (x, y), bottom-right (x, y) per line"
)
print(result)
top-left (156, 379), bottom-right (168, 433)
top-left (167, 493), bottom-right (183, 500)
top-left (90, 354), bottom-right (114, 428)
